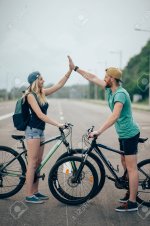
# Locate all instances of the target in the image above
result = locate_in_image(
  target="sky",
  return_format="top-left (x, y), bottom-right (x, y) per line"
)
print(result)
top-left (0, 0), bottom-right (150, 90)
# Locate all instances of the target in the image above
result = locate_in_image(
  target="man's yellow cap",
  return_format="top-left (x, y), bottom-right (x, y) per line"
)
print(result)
top-left (105, 67), bottom-right (122, 82)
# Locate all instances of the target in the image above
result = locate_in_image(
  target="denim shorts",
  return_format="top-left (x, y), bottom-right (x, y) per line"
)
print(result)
top-left (25, 126), bottom-right (45, 140)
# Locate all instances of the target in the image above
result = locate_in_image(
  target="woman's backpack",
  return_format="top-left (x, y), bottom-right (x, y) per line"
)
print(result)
top-left (12, 92), bottom-right (38, 131)
top-left (12, 95), bottom-right (30, 131)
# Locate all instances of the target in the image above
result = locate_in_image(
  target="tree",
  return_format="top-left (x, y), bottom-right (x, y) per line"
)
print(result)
top-left (123, 40), bottom-right (150, 101)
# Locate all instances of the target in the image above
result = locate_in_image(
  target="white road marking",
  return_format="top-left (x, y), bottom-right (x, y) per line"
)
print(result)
top-left (60, 116), bottom-right (64, 121)
top-left (57, 101), bottom-right (69, 225)
top-left (65, 205), bottom-right (69, 226)
top-left (0, 112), bottom-right (13, 121)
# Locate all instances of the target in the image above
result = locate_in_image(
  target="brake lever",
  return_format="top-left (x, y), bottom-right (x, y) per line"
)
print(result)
top-left (87, 126), bottom-right (94, 133)
top-left (87, 126), bottom-right (95, 138)
top-left (59, 122), bottom-right (73, 133)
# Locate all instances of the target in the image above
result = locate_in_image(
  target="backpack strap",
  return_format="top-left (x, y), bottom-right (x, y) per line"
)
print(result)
top-left (25, 92), bottom-right (40, 106)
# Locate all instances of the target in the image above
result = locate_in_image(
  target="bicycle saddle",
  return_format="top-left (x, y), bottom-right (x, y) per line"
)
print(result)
top-left (138, 137), bottom-right (148, 143)
top-left (11, 135), bottom-right (25, 140)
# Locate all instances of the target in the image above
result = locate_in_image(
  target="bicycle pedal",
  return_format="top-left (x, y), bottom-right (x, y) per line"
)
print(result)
top-left (38, 173), bottom-right (45, 180)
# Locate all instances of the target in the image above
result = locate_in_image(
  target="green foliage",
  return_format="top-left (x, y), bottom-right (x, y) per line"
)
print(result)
top-left (123, 40), bottom-right (150, 100)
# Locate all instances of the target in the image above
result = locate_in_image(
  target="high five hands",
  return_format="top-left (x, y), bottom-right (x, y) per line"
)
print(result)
top-left (67, 55), bottom-right (101, 138)
top-left (67, 56), bottom-right (75, 71)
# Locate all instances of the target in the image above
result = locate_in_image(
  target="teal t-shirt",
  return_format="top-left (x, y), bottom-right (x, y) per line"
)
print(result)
top-left (105, 86), bottom-right (140, 139)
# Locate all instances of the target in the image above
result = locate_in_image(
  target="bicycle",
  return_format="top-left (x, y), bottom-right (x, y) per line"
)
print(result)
top-left (0, 123), bottom-right (98, 204)
top-left (49, 126), bottom-right (150, 206)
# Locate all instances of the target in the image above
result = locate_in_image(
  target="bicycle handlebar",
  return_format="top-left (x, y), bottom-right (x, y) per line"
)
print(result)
top-left (86, 126), bottom-right (98, 140)
top-left (59, 123), bottom-right (73, 133)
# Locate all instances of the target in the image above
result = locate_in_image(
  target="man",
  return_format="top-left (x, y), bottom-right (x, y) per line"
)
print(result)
top-left (68, 56), bottom-right (140, 212)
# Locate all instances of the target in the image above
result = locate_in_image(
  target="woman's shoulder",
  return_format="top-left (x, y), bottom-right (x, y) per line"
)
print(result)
top-left (26, 92), bottom-right (37, 98)
top-left (26, 92), bottom-right (38, 105)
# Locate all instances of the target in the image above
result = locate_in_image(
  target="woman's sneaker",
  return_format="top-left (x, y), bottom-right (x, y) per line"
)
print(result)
top-left (25, 195), bottom-right (44, 204)
top-left (34, 192), bottom-right (49, 200)
top-left (119, 191), bottom-right (129, 203)
top-left (115, 200), bottom-right (138, 212)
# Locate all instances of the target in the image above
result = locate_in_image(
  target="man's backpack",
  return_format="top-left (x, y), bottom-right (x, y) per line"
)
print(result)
top-left (12, 95), bottom-right (30, 131)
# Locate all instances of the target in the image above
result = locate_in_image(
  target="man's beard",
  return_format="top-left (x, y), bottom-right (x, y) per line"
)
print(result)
top-left (105, 83), bottom-right (112, 88)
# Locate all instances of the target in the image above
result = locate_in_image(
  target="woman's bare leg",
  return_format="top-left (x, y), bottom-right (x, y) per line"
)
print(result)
top-left (32, 144), bottom-right (45, 194)
top-left (26, 138), bottom-right (41, 196)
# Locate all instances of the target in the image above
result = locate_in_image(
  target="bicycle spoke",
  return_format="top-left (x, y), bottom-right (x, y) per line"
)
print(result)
top-left (137, 160), bottom-right (150, 206)
top-left (0, 148), bottom-right (26, 198)
top-left (54, 159), bottom-right (94, 198)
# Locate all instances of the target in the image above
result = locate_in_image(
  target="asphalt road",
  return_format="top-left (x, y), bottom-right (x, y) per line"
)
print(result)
top-left (0, 99), bottom-right (150, 226)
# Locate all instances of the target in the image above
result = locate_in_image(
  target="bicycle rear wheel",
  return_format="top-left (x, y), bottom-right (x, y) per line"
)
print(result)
top-left (136, 159), bottom-right (150, 207)
top-left (0, 146), bottom-right (26, 198)
top-left (48, 156), bottom-right (98, 205)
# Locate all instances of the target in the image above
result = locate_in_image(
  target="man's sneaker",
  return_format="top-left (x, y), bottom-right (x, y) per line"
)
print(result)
top-left (34, 192), bottom-right (49, 200)
top-left (119, 191), bottom-right (129, 203)
top-left (115, 200), bottom-right (138, 212)
top-left (25, 195), bottom-right (44, 204)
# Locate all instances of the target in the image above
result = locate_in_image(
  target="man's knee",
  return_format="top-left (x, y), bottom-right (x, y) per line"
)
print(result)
top-left (125, 155), bottom-right (138, 171)
top-left (126, 163), bottom-right (138, 172)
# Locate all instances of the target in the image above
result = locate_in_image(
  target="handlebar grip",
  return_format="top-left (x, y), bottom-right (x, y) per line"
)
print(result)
top-left (59, 127), bottom-right (63, 132)
top-left (59, 123), bottom-right (73, 132)
top-left (93, 134), bottom-right (98, 139)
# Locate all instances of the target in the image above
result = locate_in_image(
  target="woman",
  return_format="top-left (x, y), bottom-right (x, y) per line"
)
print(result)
top-left (25, 61), bottom-right (72, 204)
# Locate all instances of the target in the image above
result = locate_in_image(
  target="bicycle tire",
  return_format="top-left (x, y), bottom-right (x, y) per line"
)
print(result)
top-left (0, 146), bottom-right (26, 199)
top-left (136, 159), bottom-right (150, 207)
top-left (48, 156), bottom-right (98, 205)
top-left (56, 149), bottom-right (106, 199)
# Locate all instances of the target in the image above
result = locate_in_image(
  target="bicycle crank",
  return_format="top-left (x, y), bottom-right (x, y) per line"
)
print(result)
top-left (115, 179), bottom-right (129, 189)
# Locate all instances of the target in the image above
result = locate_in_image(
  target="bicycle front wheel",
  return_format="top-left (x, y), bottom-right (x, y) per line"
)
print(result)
top-left (56, 149), bottom-right (105, 199)
top-left (48, 156), bottom-right (98, 205)
top-left (0, 146), bottom-right (26, 199)
top-left (136, 159), bottom-right (150, 207)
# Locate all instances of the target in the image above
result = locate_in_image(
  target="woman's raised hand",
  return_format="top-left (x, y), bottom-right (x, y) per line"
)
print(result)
top-left (67, 55), bottom-right (75, 71)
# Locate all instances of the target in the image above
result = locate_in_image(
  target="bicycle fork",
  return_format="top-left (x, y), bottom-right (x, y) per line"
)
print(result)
top-left (71, 154), bottom-right (88, 183)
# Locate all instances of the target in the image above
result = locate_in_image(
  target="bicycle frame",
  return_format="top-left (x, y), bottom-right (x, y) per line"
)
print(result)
top-left (85, 139), bottom-right (125, 182)
top-left (36, 135), bottom-right (63, 173)
top-left (0, 130), bottom-right (71, 178)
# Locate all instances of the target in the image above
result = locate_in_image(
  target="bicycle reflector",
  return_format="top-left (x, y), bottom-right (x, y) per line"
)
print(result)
top-left (63, 163), bottom-right (72, 174)
top-left (89, 175), bottom-right (94, 183)
top-left (65, 169), bottom-right (70, 174)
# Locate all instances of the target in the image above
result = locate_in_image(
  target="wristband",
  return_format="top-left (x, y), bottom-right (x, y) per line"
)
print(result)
top-left (74, 66), bottom-right (79, 71)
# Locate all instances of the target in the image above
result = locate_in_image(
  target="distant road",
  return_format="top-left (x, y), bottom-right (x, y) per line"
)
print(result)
top-left (0, 99), bottom-right (150, 226)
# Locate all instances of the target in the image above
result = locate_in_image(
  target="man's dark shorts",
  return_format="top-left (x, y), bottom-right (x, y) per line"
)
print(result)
top-left (118, 132), bottom-right (140, 155)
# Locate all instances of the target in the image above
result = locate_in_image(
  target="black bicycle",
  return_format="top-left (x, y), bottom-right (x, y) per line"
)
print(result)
top-left (49, 126), bottom-right (150, 206)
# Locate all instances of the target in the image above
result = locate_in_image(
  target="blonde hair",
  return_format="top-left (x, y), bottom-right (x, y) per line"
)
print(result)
top-left (24, 79), bottom-right (47, 105)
